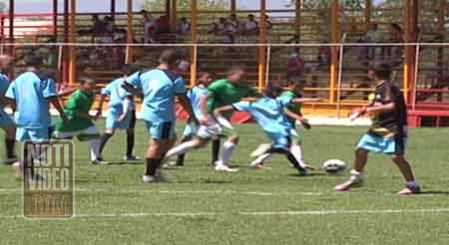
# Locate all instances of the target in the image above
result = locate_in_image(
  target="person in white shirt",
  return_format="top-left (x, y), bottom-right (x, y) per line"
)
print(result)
top-left (244, 14), bottom-right (259, 34)
top-left (177, 17), bottom-right (191, 35)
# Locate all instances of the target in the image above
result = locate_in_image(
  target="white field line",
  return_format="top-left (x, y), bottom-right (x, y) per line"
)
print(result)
top-left (2, 208), bottom-right (449, 219)
top-left (0, 188), bottom-right (323, 196)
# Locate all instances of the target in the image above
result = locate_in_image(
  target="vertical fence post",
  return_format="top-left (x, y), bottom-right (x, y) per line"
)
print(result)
top-left (8, 0), bottom-right (14, 56)
top-left (190, 0), bottom-right (198, 87)
top-left (68, 0), bottom-right (76, 85)
top-left (258, 0), bottom-right (268, 92)
top-left (125, 0), bottom-right (134, 64)
top-left (329, 0), bottom-right (340, 104)
top-left (336, 43), bottom-right (344, 118)
top-left (412, 43), bottom-right (420, 111)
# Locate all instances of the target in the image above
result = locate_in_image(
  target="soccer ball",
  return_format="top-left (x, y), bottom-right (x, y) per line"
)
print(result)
top-left (323, 159), bottom-right (346, 174)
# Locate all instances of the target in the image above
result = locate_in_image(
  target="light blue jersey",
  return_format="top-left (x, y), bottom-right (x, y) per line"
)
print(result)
top-left (233, 96), bottom-right (293, 135)
top-left (0, 73), bottom-right (10, 101)
top-left (102, 77), bottom-right (134, 110)
top-left (233, 96), bottom-right (294, 149)
top-left (5, 71), bottom-right (57, 129)
top-left (182, 84), bottom-right (208, 137)
top-left (127, 69), bottom-right (186, 123)
top-left (188, 85), bottom-right (208, 118)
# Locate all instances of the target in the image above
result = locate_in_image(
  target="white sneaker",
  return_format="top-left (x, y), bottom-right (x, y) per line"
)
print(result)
top-left (334, 178), bottom-right (363, 192)
top-left (12, 161), bottom-right (22, 180)
top-left (250, 144), bottom-right (271, 158)
top-left (214, 164), bottom-right (239, 173)
top-left (142, 175), bottom-right (156, 183)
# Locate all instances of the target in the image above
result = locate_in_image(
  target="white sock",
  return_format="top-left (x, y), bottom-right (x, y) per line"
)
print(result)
top-left (250, 153), bottom-right (272, 167)
top-left (165, 141), bottom-right (198, 159)
top-left (217, 141), bottom-right (236, 166)
top-left (290, 144), bottom-right (307, 168)
top-left (350, 170), bottom-right (363, 182)
top-left (90, 139), bottom-right (101, 161)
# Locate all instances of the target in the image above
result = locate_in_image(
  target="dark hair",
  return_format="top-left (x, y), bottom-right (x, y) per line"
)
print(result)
top-left (78, 76), bottom-right (95, 85)
top-left (265, 83), bottom-right (284, 98)
top-left (227, 64), bottom-right (246, 76)
top-left (24, 54), bottom-right (43, 67)
top-left (371, 63), bottom-right (392, 80)
top-left (121, 64), bottom-right (141, 76)
top-left (390, 23), bottom-right (402, 33)
top-left (158, 49), bottom-right (180, 65)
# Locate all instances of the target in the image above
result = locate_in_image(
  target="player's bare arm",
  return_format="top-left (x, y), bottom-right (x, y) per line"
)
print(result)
top-left (292, 98), bottom-right (321, 104)
top-left (49, 97), bottom-right (68, 123)
top-left (96, 94), bottom-right (106, 118)
top-left (284, 108), bottom-right (311, 130)
top-left (213, 105), bottom-right (234, 118)
top-left (178, 93), bottom-right (199, 126)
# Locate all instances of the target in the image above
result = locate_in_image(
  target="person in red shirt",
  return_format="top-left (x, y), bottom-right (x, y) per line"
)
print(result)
top-left (286, 51), bottom-right (305, 82)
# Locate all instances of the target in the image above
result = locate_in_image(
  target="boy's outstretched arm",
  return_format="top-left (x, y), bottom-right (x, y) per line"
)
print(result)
top-left (292, 98), bottom-right (321, 104)
top-left (284, 108), bottom-right (311, 130)
top-left (49, 97), bottom-right (68, 123)
top-left (96, 94), bottom-right (106, 118)
top-left (353, 102), bottom-right (395, 117)
top-left (213, 105), bottom-right (235, 119)
top-left (178, 93), bottom-right (199, 126)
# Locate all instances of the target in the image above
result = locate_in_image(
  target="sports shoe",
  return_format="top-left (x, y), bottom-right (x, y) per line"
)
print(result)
top-left (142, 174), bottom-right (167, 183)
top-left (91, 158), bottom-right (109, 165)
top-left (297, 169), bottom-right (309, 176)
top-left (334, 179), bottom-right (363, 192)
top-left (214, 164), bottom-right (239, 173)
top-left (123, 155), bottom-right (140, 161)
top-left (397, 185), bottom-right (421, 195)
top-left (12, 161), bottom-right (22, 180)
top-left (250, 144), bottom-right (271, 158)
top-left (5, 157), bottom-right (18, 165)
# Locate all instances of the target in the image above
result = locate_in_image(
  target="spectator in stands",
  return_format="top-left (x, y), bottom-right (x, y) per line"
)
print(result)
top-left (243, 14), bottom-right (259, 34)
top-left (177, 17), bottom-right (191, 35)
top-left (383, 23), bottom-right (403, 64)
top-left (317, 40), bottom-right (331, 68)
top-left (91, 14), bottom-right (106, 42)
top-left (223, 21), bottom-right (238, 43)
top-left (102, 16), bottom-right (115, 43)
top-left (286, 50), bottom-right (305, 82)
top-left (228, 14), bottom-right (241, 33)
top-left (156, 15), bottom-right (170, 34)
top-left (141, 10), bottom-right (157, 43)
top-left (264, 15), bottom-right (273, 31)
top-left (359, 23), bottom-right (382, 60)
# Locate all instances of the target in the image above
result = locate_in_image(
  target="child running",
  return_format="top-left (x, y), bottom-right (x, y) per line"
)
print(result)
top-left (97, 64), bottom-right (140, 161)
top-left (53, 77), bottom-right (106, 165)
top-left (171, 71), bottom-right (214, 166)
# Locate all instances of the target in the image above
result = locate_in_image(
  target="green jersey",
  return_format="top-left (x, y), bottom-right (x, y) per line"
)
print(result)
top-left (207, 79), bottom-right (259, 118)
top-left (281, 90), bottom-right (302, 126)
top-left (55, 89), bottom-right (95, 132)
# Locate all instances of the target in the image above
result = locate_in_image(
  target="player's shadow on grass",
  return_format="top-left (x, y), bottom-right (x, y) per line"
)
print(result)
top-left (107, 161), bottom-right (144, 165)
top-left (419, 191), bottom-right (449, 196)
top-left (287, 172), bottom-right (328, 177)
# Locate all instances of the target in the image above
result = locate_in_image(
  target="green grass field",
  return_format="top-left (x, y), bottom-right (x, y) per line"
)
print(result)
top-left (1, 121), bottom-right (449, 245)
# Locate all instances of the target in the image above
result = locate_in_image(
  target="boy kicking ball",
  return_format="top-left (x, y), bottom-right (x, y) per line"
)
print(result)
top-left (53, 77), bottom-right (106, 165)
top-left (334, 63), bottom-right (421, 195)
top-left (214, 84), bottom-right (319, 176)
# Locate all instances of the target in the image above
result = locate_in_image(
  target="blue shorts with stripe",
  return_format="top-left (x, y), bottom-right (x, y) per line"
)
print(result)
top-left (145, 121), bottom-right (176, 140)
top-left (356, 133), bottom-right (407, 155)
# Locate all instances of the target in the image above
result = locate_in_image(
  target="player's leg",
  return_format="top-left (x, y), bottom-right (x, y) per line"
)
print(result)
top-left (1, 125), bottom-right (17, 164)
top-left (335, 134), bottom-right (374, 191)
top-left (143, 121), bottom-right (175, 183)
top-left (175, 123), bottom-right (195, 166)
top-left (211, 138), bottom-right (221, 165)
top-left (390, 135), bottom-right (420, 195)
top-left (272, 134), bottom-right (308, 175)
top-left (0, 114), bottom-right (18, 164)
top-left (16, 128), bottom-right (51, 180)
top-left (76, 126), bottom-right (104, 164)
top-left (99, 113), bottom-right (117, 156)
top-left (215, 133), bottom-right (239, 172)
top-left (124, 110), bottom-right (139, 161)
